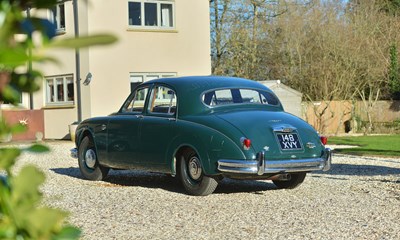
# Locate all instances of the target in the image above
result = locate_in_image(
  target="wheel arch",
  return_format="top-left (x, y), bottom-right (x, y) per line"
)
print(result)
top-left (166, 120), bottom-right (248, 176)
top-left (76, 127), bottom-right (95, 148)
top-left (170, 142), bottom-right (209, 176)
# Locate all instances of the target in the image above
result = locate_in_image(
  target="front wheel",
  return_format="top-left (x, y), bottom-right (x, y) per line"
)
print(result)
top-left (78, 136), bottom-right (109, 181)
top-left (178, 149), bottom-right (218, 196)
top-left (272, 172), bottom-right (306, 189)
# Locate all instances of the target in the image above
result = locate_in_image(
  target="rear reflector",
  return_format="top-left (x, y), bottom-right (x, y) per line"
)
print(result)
top-left (320, 136), bottom-right (328, 145)
top-left (240, 137), bottom-right (251, 150)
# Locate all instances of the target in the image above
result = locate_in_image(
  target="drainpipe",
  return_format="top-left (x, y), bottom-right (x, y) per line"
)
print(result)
top-left (27, 7), bottom-right (34, 110)
top-left (73, 0), bottom-right (82, 122)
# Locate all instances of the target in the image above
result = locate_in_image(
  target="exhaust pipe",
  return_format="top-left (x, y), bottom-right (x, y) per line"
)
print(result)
top-left (268, 173), bottom-right (291, 181)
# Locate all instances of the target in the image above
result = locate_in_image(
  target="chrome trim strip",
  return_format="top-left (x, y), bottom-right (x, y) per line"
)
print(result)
top-left (70, 148), bottom-right (78, 159)
top-left (273, 125), bottom-right (297, 133)
top-left (218, 148), bottom-right (332, 174)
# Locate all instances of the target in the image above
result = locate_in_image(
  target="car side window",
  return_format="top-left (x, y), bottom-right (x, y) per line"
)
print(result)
top-left (123, 86), bottom-right (149, 113)
top-left (148, 85), bottom-right (177, 115)
top-left (202, 88), bottom-right (280, 106)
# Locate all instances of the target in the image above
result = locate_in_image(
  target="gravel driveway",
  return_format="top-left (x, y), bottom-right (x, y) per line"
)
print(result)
top-left (12, 141), bottom-right (400, 239)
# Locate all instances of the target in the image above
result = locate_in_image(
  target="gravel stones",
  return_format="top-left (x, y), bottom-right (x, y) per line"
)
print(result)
top-left (13, 141), bottom-right (400, 240)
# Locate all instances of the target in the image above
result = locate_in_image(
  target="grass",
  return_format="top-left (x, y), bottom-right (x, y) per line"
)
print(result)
top-left (329, 135), bottom-right (400, 157)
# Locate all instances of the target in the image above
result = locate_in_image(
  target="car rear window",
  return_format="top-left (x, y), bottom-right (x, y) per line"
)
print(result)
top-left (202, 88), bottom-right (279, 106)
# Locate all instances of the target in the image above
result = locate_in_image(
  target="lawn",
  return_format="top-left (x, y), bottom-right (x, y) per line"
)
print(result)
top-left (329, 135), bottom-right (400, 157)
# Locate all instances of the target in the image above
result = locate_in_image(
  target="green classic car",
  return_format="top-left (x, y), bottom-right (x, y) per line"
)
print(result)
top-left (71, 76), bottom-right (331, 196)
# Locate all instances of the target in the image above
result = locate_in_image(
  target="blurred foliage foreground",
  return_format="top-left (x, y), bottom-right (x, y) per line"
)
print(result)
top-left (0, 0), bottom-right (116, 239)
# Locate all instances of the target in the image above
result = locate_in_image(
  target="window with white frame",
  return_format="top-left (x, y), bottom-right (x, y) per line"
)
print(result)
top-left (129, 72), bottom-right (176, 91)
top-left (128, 0), bottom-right (175, 29)
top-left (49, 3), bottom-right (65, 32)
top-left (45, 74), bottom-right (74, 105)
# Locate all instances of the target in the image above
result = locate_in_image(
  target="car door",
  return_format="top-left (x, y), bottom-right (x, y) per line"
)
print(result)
top-left (138, 84), bottom-right (177, 167)
top-left (106, 85), bottom-right (150, 168)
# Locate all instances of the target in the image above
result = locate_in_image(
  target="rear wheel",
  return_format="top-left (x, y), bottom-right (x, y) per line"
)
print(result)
top-left (78, 136), bottom-right (109, 181)
top-left (178, 149), bottom-right (218, 196)
top-left (272, 172), bottom-right (306, 189)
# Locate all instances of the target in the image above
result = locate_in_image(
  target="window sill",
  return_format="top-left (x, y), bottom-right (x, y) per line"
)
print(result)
top-left (55, 29), bottom-right (66, 36)
top-left (42, 104), bottom-right (75, 109)
top-left (126, 27), bottom-right (178, 33)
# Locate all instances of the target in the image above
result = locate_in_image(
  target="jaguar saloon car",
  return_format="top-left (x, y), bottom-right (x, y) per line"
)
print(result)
top-left (71, 76), bottom-right (331, 196)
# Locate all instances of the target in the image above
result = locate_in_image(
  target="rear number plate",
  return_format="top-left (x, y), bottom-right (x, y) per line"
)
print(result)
top-left (276, 133), bottom-right (302, 150)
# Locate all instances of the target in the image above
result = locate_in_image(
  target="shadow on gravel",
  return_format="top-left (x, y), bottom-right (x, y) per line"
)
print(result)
top-left (315, 163), bottom-right (400, 177)
top-left (51, 167), bottom-right (82, 178)
top-left (50, 168), bottom-right (278, 194)
top-left (215, 179), bottom-right (277, 194)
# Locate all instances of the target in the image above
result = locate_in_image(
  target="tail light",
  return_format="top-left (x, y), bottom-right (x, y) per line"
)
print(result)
top-left (240, 137), bottom-right (251, 150)
top-left (320, 136), bottom-right (328, 145)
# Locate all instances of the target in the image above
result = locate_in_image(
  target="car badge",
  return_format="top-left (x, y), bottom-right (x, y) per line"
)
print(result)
top-left (263, 146), bottom-right (270, 151)
top-left (269, 119), bottom-right (282, 123)
top-left (306, 142), bottom-right (316, 149)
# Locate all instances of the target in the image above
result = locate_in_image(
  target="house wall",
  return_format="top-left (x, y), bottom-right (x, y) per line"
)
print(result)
top-left (15, 0), bottom-right (212, 139)
top-left (86, 0), bottom-right (211, 117)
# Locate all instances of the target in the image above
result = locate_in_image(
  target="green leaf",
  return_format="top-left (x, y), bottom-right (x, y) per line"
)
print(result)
top-left (0, 85), bottom-right (21, 104)
top-left (0, 47), bottom-right (29, 68)
top-left (11, 166), bottom-right (45, 207)
top-left (10, 123), bottom-right (27, 134)
top-left (24, 144), bottom-right (49, 153)
top-left (0, 148), bottom-right (20, 171)
top-left (49, 34), bottom-right (118, 49)
top-left (10, 70), bottom-right (42, 93)
top-left (24, 207), bottom-right (68, 239)
top-left (53, 226), bottom-right (82, 240)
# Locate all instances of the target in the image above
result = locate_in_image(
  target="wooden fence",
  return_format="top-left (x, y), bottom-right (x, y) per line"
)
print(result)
top-left (302, 100), bottom-right (400, 135)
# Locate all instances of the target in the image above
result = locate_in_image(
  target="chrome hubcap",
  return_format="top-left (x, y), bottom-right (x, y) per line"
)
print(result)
top-left (85, 149), bottom-right (96, 169)
top-left (188, 156), bottom-right (202, 180)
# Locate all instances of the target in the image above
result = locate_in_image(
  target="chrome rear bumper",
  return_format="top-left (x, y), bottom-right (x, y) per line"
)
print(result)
top-left (218, 148), bottom-right (332, 175)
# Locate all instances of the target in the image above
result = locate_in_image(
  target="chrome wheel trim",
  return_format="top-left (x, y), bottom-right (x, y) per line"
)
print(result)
top-left (84, 149), bottom-right (97, 169)
top-left (188, 156), bottom-right (202, 180)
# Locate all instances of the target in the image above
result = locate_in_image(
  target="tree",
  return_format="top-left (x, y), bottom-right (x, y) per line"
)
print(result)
top-left (388, 44), bottom-right (400, 99)
top-left (210, 0), bottom-right (400, 134)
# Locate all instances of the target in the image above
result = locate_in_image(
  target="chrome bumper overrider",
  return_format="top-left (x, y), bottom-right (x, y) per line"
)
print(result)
top-left (70, 148), bottom-right (78, 159)
top-left (218, 148), bottom-right (332, 175)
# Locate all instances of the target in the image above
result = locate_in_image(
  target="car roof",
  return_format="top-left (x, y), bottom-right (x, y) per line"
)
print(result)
top-left (143, 75), bottom-right (280, 116)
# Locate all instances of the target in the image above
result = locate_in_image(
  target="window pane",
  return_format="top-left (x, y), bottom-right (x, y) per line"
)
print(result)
top-left (47, 79), bottom-right (54, 102)
top-left (214, 89), bottom-right (233, 105)
top-left (66, 76), bottom-right (74, 101)
top-left (59, 4), bottom-right (65, 29)
top-left (144, 3), bottom-right (157, 26)
top-left (51, 6), bottom-right (58, 28)
top-left (130, 75), bottom-right (143, 92)
top-left (130, 75), bottom-right (143, 83)
top-left (161, 4), bottom-right (173, 27)
top-left (202, 89), bottom-right (280, 106)
top-left (149, 86), bottom-right (176, 114)
top-left (146, 75), bottom-right (159, 81)
top-left (240, 89), bottom-right (262, 104)
top-left (128, 2), bottom-right (141, 26)
top-left (56, 77), bottom-right (64, 102)
top-left (125, 87), bottom-right (149, 112)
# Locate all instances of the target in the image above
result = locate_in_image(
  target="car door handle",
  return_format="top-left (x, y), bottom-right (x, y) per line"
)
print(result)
top-left (136, 115), bottom-right (144, 119)
top-left (167, 118), bottom-right (176, 121)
